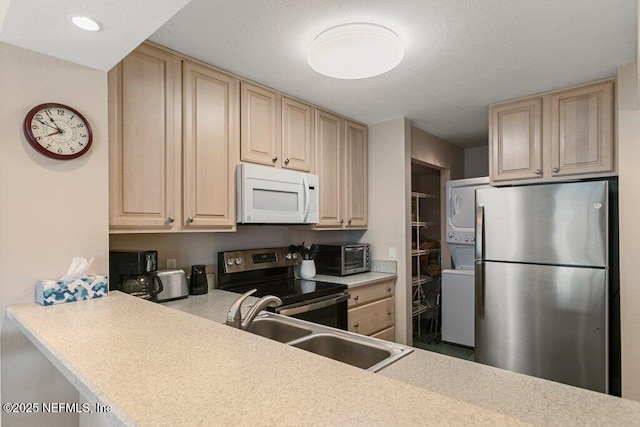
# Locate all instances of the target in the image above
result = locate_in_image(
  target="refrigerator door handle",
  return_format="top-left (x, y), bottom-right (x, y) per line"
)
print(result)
top-left (475, 205), bottom-right (485, 317)
top-left (475, 205), bottom-right (484, 260)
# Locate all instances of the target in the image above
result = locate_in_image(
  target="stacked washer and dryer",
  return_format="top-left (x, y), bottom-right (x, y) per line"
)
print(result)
top-left (441, 177), bottom-right (490, 347)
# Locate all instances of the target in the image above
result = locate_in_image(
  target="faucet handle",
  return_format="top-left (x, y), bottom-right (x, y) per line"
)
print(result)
top-left (226, 288), bottom-right (257, 327)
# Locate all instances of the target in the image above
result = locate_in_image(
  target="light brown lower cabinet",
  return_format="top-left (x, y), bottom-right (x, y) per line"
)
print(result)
top-left (347, 280), bottom-right (395, 342)
top-left (371, 326), bottom-right (395, 342)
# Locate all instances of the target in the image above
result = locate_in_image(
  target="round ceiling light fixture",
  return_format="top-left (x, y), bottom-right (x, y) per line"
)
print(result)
top-left (71, 16), bottom-right (102, 32)
top-left (307, 23), bottom-right (404, 79)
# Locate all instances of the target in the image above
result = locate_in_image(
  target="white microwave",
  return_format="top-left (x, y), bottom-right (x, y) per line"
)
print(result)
top-left (236, 164), bottom-right (319, 224)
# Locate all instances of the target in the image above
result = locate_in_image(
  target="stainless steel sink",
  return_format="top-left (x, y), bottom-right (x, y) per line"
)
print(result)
top-left (244, 313), bottom-right (413, 372)
top-left (291, 333), bottom-right (392, 370)
top-left (246, 317), bottom-right (312, 343)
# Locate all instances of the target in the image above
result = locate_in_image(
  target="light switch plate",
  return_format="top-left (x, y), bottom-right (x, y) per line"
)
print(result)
top-left (388, 247), bottom-right (397, 261)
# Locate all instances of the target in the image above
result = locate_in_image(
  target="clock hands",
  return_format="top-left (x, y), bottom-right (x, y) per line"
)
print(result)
top-left (37, 119), bottom-right (59, 131)
top-left (45, 110), bottom-right (63, 133)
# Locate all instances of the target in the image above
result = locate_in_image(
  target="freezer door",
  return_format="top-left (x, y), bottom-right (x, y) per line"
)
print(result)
top-left (476, 262), bottom-right (607, 393)
top-left (476, 181), bottom-right (607, 267)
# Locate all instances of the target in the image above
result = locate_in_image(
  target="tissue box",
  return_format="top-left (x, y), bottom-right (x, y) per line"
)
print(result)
top-left (35, 275), bottom-right (108, 306)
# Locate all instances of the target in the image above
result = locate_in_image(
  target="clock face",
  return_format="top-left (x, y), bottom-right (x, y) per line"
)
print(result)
top-left (24, 103), bottom-right (93, 160)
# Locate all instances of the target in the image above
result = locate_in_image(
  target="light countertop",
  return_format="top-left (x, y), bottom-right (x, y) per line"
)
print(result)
top-left (6, 292), bottom-right (519, 426)
top-left (313, 271), bottom-right (397, 288)
top-left (7, 291), bottom-right (640, 425)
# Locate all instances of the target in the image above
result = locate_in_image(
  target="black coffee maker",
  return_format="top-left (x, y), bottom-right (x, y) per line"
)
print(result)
top-left (189, 264), bottom-right (208, 295)
top-left (109, 250), bottom-right (163, 301)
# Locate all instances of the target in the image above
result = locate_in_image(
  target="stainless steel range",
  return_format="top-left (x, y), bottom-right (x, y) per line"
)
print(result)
top-left (218, 247), bottom-right (349, 330)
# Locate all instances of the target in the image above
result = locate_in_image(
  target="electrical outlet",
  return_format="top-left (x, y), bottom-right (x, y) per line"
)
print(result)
top-left (167, 258), bottom-right (177, 269)
top-left (388, 247), bottom-right (397, 261)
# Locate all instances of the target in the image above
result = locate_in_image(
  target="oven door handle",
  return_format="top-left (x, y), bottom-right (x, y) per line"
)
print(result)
top-left (276, 293), bottom-right (350, 316)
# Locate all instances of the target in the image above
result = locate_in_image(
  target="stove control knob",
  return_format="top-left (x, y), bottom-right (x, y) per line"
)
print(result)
top-left (470, 236), bottom-right (475, 242)
top-left (234, 257), bottom-right (242, 265)
top-left (292, 253), bottom-right (298, 259)
top-left (285, 253), bottom-right (292, 260)
top-left (226, 258), bottom-right (234, 266)
top-left (448, 232), bottom-right (454, 238)
top-left (464, 236), bottom-right (469, 242)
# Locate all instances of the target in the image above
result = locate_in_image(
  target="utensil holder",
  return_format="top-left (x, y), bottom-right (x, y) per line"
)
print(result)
top-left (299, 260), bottom-right (316, 279)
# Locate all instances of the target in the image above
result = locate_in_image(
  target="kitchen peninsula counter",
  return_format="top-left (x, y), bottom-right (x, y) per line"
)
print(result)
top-left (6, 292), bottom-right (518, 426)
top-left (7, 291), bottom-right (640, 425)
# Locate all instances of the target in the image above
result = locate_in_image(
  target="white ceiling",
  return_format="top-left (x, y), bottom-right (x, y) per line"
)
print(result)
top-left (0, 0), bottom-right (190, 72)
top-left (149, 0), bottom-right (636, 147)
top-left (0, 1), bottom-right (635, 148)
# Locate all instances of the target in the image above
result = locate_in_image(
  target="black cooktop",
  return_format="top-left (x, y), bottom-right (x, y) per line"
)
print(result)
top-left (222, 278), bottom-right (347, 306)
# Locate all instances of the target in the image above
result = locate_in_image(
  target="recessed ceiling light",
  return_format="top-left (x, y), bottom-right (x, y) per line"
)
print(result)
top-left (307, 23), bottom-right (404, 80)
top-left (71, 16), bottom-right (102, 32)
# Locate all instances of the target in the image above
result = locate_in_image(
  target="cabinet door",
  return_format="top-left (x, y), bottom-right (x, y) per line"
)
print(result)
top-left (314, 109), bottom-right (343, 228)
top-left (109, 44), bottom-right (181, 229)
top-left (344, 120), bottom-right (368, 228)
top-left (281, 97), bottom-right (313, 172)
top-left (348, 280), bottom-right (394, 308)
top-left (240, 82), bottom-right (280, 166)
top-left (183, 61), bottom-right (239, 229)
top-left (348, 297), bottom-right (395, 336)
top-left (550, 81), bottom-right (614, 177)
top-left (490, 98), bottom-right (542, 183)
top-left (371, 326), bottom-right (395, 342)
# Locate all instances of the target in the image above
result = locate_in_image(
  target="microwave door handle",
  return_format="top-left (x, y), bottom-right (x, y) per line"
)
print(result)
top-left (302, 175), bottom-right (310, 222)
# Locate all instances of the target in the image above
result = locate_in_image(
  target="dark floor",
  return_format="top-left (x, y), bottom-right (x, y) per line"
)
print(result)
top-left (412, 319), bottom-right (475, 362)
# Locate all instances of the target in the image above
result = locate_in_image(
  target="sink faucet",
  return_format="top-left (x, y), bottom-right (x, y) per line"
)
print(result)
top-left (226, 289), bottom-right (283, 330)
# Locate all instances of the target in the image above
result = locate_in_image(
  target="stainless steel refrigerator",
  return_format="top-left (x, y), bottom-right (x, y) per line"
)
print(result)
top-left (474, 180), bottom-right (618, 394)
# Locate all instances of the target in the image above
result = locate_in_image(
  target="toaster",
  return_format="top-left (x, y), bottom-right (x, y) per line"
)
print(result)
top-left (155, 269), bottom-right (189, 302)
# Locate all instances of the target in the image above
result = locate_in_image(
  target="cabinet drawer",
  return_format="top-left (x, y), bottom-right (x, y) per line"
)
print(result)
top-left (371, 326), bottom-right (395, 342)
top-left (348, 280), bottom-right (394, 308)
top-left (348, 297), bottom-right (394, 336)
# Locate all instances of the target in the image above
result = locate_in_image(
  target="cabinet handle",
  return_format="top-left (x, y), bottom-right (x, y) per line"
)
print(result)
top-left (284, 158), bottom-right (290, 165)
top-left (534, 169), bottom-right (542, 175)
top-left (387, 311), bottom-right (392, 316)
top-left (167, 216), bottom-right (175, 224)
top-left (387, 288), bottom-right (392, 292)
top-left (354, 295), bottom-right (359, 301)
top-left (348, 219), bottom-right (352, 225)
top-left (354, 322), bottom-right (359, 328)
top-left (272, 156), bottom-right (278, 163)
top-left (186, 217), bottom-right (194, 223)
top-left (552, 167), bottom-right (559, 173)
top-left (340, 219), bottom-right (344, 224)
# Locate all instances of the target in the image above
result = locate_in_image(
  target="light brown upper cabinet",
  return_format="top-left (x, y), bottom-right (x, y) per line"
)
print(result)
top-left (109, 43), bottom-right (239, 233)
top-left (489, 79), bottom-right (615, 185)
top-left (240, 83), bottom-right (314, 172)
top-left (182, 60), bottom-right (239, 230)
top-left (490, 98), bottom-right (542, 183)
top-left (314, 109), bottom-right (368, 229)
top-left (550, 81), bottom-right (614, 178)
top-left (281, 97), bottom-right (314, 172)
top-left (240, 82), bottom-right (280, 167)
top-left (108, 43), bottom-right (182, 230)
top-left (344, 121), bottom-right (368, 228)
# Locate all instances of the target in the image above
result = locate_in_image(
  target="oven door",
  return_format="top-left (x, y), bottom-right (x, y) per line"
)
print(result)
top-left (343, 246), bottom-right (367, 274)
top-left (275, 292), bottom-right (349, 330)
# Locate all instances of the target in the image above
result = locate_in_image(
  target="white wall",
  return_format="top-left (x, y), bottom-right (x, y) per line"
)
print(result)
top-left (617, 62), bottom-right (640, 401)
top-left (464, 145), bottom-right (489, 178)
top-left (364, 118), bottom-right (412, 344)
top-left (0, 42), bottom-right (109, 425)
